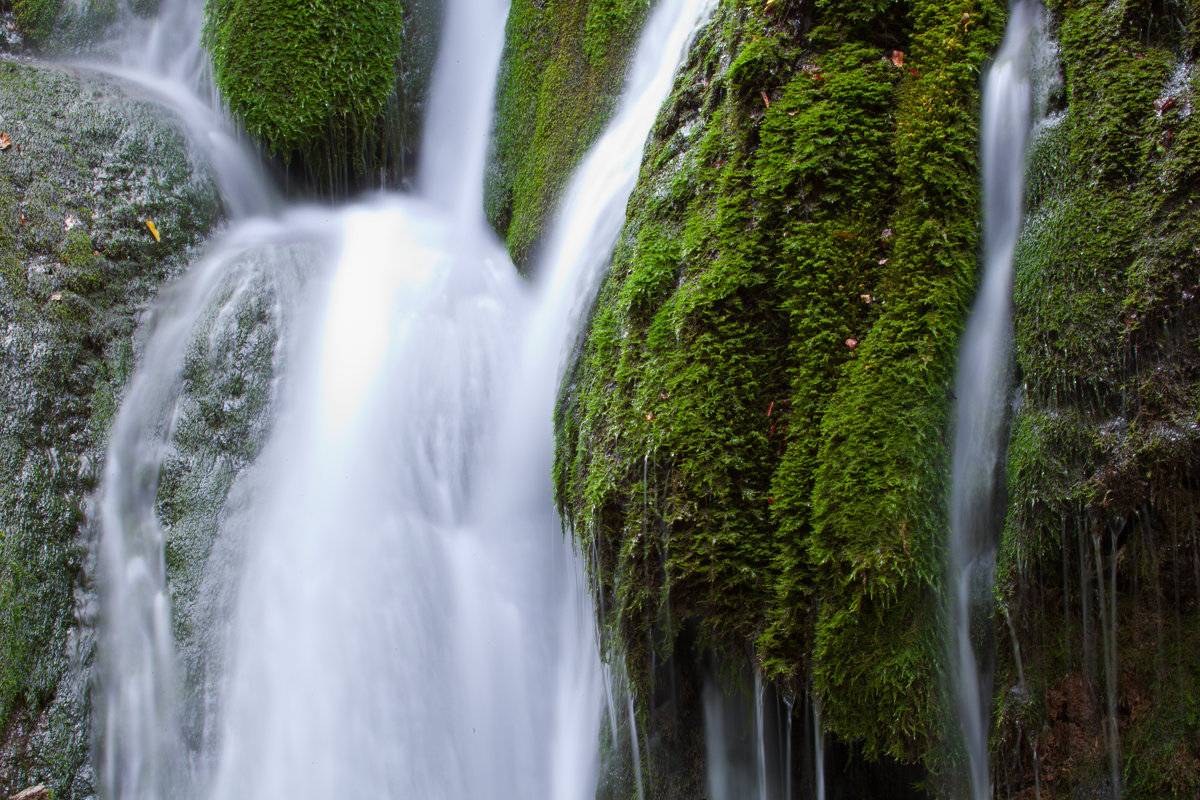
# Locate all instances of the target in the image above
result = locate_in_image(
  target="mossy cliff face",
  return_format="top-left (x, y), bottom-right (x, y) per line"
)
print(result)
top-left (485, 0), bottom-right (651, 272)
top-left (995, 1), bottom-right (1200, 797)
top-left (204, 0), bottom-right (442, 193)
top-left (551, 0), bottom-right (1003, 788)
top-left (0, 63), bottom-right (219, 798)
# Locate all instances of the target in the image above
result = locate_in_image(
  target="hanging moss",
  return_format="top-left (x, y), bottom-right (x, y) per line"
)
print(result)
top-left (554, 0), bottom-right (1003, 778)
top-left (203, 0), bottom-right (411, 188)
top-left (995, 0), bottom-right (1200, 796)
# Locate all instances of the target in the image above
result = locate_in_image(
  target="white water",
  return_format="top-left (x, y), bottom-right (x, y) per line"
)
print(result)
top-left (947, 3), bottom-right (1040, 798)
top-left (97, 0), bottom-right (715, 798)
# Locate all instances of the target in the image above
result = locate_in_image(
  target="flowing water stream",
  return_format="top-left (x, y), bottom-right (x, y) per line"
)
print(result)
top-left (95, 0), bottom-right (714, 798)
top-left (947, 3), bottom-right (1049, 798)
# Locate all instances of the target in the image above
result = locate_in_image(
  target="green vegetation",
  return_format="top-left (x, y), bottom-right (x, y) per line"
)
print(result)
top-left (994, 0), bottom-right (1200, 795)
top-left (486, 0), bottom-right (650, 271)
top-left (203, 0), bottom-right (418, 189)
top-left (0, 62), bottom-right (219, 797)
top-left (553, 0), bottom-right (1003, 779)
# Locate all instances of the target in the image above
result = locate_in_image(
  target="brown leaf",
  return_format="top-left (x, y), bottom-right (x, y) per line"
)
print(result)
top-left (761, 90), bottom-right (771, 108)
top-left (845, 338), bottom-right (858, 349)
top-left (890, 50), bottom-right (905, 68)
top-left (0, 133), bottom-right (12, 151)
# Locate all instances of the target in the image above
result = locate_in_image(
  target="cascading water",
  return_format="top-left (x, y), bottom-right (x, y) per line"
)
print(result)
top-left (946, 3), bottom-right (1042, 798)
top-left (97, 0), bottom-right (715, 798)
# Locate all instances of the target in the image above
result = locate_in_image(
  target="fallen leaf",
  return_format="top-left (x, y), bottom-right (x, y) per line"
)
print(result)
top-left (761, 90), bottom-right (771, 108)
top-left (645, 413), bottom-right (654, 421)
top-left (878, 257), bottom-right (889, 265)
top-left (0, 133), bottom-right (11, 151)
top-left (50, 293), bottom-right (62, 302)
top-left (64, 216), bottom-right (79, 230)
top-left (860, 294), bottom-right (873, 304)
top-left (18, 213), bottom-right (25, 227)
top-left (890, 50), bottom-right (905, 68)
top-left (145, 219), bottom-right (160, 242)
top-left (845, 338), bottom-right (858, 349)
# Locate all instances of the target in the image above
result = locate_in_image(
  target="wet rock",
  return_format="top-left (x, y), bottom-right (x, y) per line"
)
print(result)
top-left (0, 61), bottom-right (219, 799)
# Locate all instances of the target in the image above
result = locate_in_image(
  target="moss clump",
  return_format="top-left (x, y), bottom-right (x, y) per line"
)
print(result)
top-left (555, 0), bottom-right (1003, 779)
top-left (203, 0), bottom-right (406, 187)
top-left (13, 0), bottom-right (63, 44)
top-left (486, 0), bottom-right (650, 271)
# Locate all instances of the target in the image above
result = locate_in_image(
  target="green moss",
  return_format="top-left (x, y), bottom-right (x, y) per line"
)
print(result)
top-left (486, 0), bottom-right (650, 271)
top-left (13, 0), bottom-right (63, 44)
top-left (996, 0), bottom-right (1200, 795)
top-left (555, 0), bottom-right (1003, 774)
top-left (203, 0), bottom-right (406, 183)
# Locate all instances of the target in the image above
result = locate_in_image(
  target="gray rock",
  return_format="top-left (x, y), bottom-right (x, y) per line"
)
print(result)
top-left (0, 61), bottom-right (220, 799)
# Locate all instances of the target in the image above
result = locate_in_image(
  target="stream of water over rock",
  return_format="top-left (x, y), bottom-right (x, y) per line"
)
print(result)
top-left (947, 3), bottom-right (1051, 798)
top-left (95, 0), bottom-right (714, 798)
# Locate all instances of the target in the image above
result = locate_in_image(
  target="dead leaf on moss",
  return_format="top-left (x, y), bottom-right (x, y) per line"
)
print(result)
top-left (145, 219), bottom-right (161, 242)
top-left (0, 133), bottom-right (12, 151)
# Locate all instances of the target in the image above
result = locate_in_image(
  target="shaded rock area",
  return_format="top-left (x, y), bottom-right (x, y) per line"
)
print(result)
top-left (996, 1), bottom-right (1200, 797)
top-left (0, 61), bottom-right (219, 798)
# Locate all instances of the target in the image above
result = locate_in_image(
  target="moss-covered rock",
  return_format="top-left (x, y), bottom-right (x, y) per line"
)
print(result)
top-left (485, 0), bottom-right (651, 272)
top-left (204, 0), bottom-right (441, 192)
top-left (993, 1), bottom-right (1200, 797)
top-left (0, 62), bottom-right (220, 799)
top-left (553, 0), bottom-right (1003, 788)
top-left (10, 0), bottom-right (121, 51)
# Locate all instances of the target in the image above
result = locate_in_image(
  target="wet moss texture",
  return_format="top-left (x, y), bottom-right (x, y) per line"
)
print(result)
top-left (0, 63), bottom-right (219, 799)
top-left (995, 0), bottom-right (1200, 797)
top-left (485, 0), bottom-right (651, 272)
top-left (204, 0), bottom-right (442, 193)
top-left (551, 0), bottom-right (1005, 783)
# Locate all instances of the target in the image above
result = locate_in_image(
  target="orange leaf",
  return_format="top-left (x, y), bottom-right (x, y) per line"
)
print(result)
top-left (145, 220), bottom-right (161, 242)
top-left (0, 133), bottom-right (12, 151)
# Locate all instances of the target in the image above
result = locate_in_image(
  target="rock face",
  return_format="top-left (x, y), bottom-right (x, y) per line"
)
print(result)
top-left (996, 2), bottom-right (1200, 797)
top-left (530, 0), bottom-right (1200, 796)
top-left (0, 62), bottom-right (220, 799)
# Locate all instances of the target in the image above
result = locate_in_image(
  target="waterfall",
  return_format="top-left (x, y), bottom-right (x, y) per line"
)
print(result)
top-left (947, 3), bottom-right (1041, 798)
top-left (97, 0), bottom-right (715, 798)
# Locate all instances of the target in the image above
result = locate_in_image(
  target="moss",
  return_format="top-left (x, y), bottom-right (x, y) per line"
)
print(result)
top-left (13, 0), bottom-right (62, 44)
top-left (0, 63), bottom-right (219, 798)
top-left (203, 0), bottom-right (409, 188)
top-left (996, 0), bottom-right (1200, 795)
top-left (486, 0), bottom-right (650, 271)
top-left (554, 0), bottom-right (1004, 777)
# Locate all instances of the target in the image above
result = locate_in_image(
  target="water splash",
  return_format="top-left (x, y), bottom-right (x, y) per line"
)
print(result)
top-left (98, 0), bottom-right (716, 798)
top-left (946, 3), bottom-right (1043, 798)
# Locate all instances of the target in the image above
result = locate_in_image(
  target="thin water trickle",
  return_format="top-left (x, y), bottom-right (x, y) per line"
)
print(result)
top-left (97, 0), bottom-right (716, 797)
top-left (947, 3), bottom-right (1046, 798)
